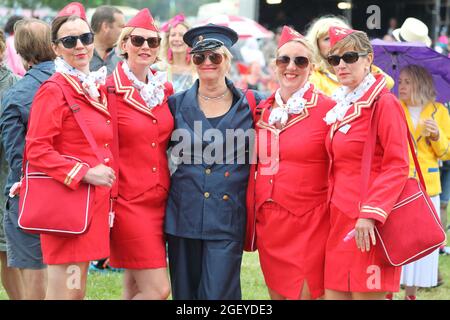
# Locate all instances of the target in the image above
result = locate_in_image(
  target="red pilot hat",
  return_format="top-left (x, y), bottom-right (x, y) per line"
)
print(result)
top-left (126, 8), bottom-right (159, 32)
top-left (278, 26), bottom-right (304, 49)
top-left (56, 2), bottom-right (87, 20)
top-left (328, 26), bottom-right (357, 48)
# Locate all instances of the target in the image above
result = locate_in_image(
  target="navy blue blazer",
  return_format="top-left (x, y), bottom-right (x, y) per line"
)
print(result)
top-left (164, 78), bottom-right (263, 242)
top-left (0, 61), bottom-right (54, 196)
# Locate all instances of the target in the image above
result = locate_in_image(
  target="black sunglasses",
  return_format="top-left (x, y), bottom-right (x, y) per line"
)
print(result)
top-left (275, 55), bottom-right (310, 69)
top-left (327, 51), bottom-right (368, 66)
top-left (192, 52), bottom-right (224, 65)
top-left (128, 35), bottom-right (161, 48)
top-left (54, 32), bottom-right (94, 49)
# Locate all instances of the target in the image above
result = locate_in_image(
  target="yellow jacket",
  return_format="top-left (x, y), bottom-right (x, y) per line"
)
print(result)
top-left (310, 65), bottom-right (395, 97)
top-left (402, 101), bottom-right (450, 196)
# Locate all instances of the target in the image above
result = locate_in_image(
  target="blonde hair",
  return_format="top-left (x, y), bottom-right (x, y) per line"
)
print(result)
top-left (305, 15), bottom-right (350, 70)
top-left (400, 65), bottom-right (436, 105)
top-left (116, 26), bottom-right (161, 62)
top-left (217, 46), bottom-right (233, 74)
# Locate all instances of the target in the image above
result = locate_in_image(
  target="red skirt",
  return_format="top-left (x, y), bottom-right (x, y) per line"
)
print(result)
top-left (256, 201), bottom-right (330, 299)
top-left (109, 185), bottom-right (168, 269)
top-left (41, 186), bottom-right (111, 265)
top-left (324, 203), bottom-right (401, 292)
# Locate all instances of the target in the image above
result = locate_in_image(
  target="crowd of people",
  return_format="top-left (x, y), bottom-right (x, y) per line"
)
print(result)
top-left (0, 1), bottom-right (448, 300)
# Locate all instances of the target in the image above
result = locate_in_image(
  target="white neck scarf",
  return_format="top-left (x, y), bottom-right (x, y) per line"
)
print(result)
top-left (121, 60), bottom-right (167, 109)
top-left (54, 57), bottom-right (106, 99)
top-left (268, 81), bottom-right (311, 126)
top-left (323, 73), bottom-right (376, 125)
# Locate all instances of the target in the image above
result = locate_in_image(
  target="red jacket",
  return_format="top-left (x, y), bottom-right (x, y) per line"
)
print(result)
top-left (245, 84), bottom-right (335, 251)
top-left (26, 72), bottom-right (114, 191)
top-left (326, 75), bottom-right (409, 225)
top-left (106, 62), bottom-right (174, 200)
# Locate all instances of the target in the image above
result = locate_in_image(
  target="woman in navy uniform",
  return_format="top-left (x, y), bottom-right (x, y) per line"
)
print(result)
top-left (165, 24), bottom-right (263, 300)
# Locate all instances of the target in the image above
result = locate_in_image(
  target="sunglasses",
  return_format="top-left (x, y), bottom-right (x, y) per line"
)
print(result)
top-left (54, 32), bottom-right (94, 49)
top-left (128, 35), bottom-right (161, 48)
top-left (192, 52), bottom-right (224, 65)
top-left (275, 55), bottom-right (310, 69)
top-left (327, 51), bottom-right (368, 66)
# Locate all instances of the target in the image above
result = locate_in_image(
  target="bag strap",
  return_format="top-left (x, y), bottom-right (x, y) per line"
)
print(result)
top-left (245, 89), bottom-right (263, 122)
top-left (106, 85), bottom-right (119, 199)
top-left (53, 81), bottom-right (106, 165)
top-left (360, 95), bottom-right (427, 202)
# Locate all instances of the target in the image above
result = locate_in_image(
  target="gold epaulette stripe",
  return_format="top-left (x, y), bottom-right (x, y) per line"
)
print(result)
top-left (113, 68), bottom-right (155, 117)
top-left (60, 73), bottom-right (110, 116)
top-left (64, 162), bottom-right (82, 186)
top-left (361, 205), bottom-right (388, 218)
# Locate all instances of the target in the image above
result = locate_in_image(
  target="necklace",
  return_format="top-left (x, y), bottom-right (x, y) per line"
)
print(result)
top-left (198, 89), bottom-right (228, 101)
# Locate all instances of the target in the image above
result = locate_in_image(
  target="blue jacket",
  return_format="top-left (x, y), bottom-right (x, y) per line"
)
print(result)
top-left (164, 79), bottom-right (263, 242)
top-left (0, 60), bottom-right (54, 196)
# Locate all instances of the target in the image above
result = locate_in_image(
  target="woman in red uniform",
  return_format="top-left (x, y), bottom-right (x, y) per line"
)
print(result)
top-left (246, 26), bottom-right (335, 300)
top-left (323, 26), bottom-right (409, 300)
top-left (25, 3), bottom-right (116, 299)
top-left (106, 9), bottom-right (173, 300)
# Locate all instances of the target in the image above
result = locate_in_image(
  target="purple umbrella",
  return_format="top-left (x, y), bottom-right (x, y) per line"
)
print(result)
top-left (372, 39), bottom-right (450, 104)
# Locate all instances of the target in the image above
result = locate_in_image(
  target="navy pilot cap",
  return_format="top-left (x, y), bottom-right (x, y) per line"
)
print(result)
top-left (183, 24), bottom-right (239, 54)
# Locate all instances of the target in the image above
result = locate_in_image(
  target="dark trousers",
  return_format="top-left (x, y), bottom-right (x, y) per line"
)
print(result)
top-left (167, 234), bottom-right (243, 300)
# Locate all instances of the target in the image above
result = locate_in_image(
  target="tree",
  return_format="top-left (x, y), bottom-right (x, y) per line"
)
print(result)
top-left (5, 0), bottom-right (217, 19)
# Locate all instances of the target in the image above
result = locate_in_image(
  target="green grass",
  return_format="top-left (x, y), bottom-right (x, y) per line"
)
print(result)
top-left (0, 250), bottom-right (447, 300)
top-left (0, 216), bottom-right (449, 300)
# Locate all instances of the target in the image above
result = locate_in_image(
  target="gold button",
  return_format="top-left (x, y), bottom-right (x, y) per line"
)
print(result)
top-left (104, 143), bottom-right (109, 148)
top-left (269, 179), bottom-right (273, 184)
top-left (223, 194), bottom-right (229, 201)
top-left (106, 120), bottom-right (111, 125)
top-left (151, 142), bottom-right (156, 148)
top-left (152, 167), bottom-right (157, 172)
top-left (205, 168), bottom-right (211, 175)
top-left (204, 192), bottom-right (210, 198)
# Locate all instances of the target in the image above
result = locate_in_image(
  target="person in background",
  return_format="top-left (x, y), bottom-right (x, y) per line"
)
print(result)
top-left (240, 38), bottom-right (266, 68)
top-left (4, 15), bottom-right (26, 77)
top-left (396, 64), bottom-right (450, 299)
top-left (157, 13), bottom-right (195, 92)
top-left (236, 61), bottom-right (270, 93)
top-left (392, 17), bottom-right (432, 47)
top-left (305, 15), bottom-right (394, 97)
top-left (0, 28), bottom-right (21, 300)
top-left (323, 26), bottom-right (409, 300)
top-left (1, 17), bottom-right (56, 300)
top-left (22, 3), bottom-right (115, 300)
top-left (246, 26), bottom-right (335, 300)
top-left (106, 8), bottom-right (173, 300)
top-left (90, 5), bottom-right (125, 74)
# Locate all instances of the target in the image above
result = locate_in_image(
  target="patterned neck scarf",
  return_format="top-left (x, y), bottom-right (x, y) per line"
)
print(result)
top-left (324, 73), bottom-right (376, 125)
top-left (121, 60), bottom-right (167, 109)
top-left (269, 81), bottom-right (311, 127)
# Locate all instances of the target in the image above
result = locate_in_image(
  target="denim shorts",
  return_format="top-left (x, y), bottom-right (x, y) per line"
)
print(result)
top-left (0, 207), bottom-right (6, 252)
top-left (4, 197), bottom-right (45, 269)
